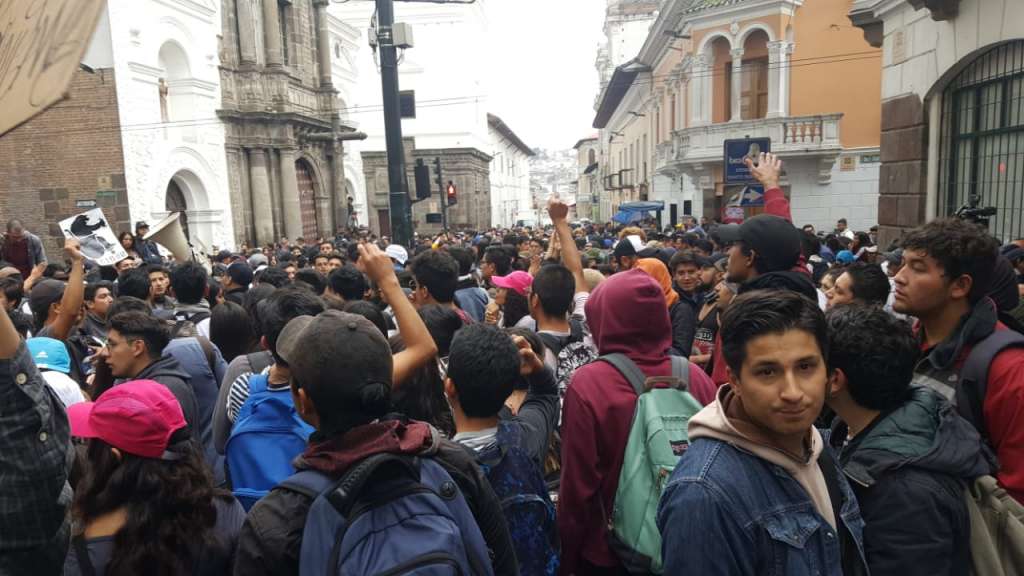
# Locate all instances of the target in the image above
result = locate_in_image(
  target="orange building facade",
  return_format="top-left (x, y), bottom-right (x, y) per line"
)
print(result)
top-left (593, 0), bottom-right (883, 231)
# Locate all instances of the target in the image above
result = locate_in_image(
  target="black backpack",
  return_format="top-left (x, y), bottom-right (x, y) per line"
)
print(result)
top-left (957, 329), bottom-right (1024, 446)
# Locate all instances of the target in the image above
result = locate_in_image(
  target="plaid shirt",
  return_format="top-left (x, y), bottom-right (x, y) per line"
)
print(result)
top-left (0, 342), bottom-right (72, 575)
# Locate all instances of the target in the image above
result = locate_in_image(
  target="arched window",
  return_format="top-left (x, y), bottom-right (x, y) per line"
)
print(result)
top-left (157, 42), bottom-right (193, 122)
top-left (939, 40), bottom-right (1024, 240)
top-left (166, 179), bottom-right (191, 241)
top-left (588, 148), bottom-right (597, 166)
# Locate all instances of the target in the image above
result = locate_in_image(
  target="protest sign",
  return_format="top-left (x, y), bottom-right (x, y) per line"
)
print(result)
top-left (0, 0), bottom-right (108, 136)
top-left (60, 208), bottom-right (126, 266)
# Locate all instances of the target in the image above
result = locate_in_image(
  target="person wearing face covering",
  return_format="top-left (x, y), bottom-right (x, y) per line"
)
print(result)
top-left (557, 270), bottom-right (716, 575)
top-left (635, 258), bottom-right (696, 358)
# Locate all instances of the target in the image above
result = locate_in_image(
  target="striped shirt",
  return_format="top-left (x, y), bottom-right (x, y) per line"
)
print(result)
top-left (225, 365), bottom-right (283, 424)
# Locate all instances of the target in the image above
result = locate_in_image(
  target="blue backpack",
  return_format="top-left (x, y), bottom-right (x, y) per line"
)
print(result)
top-left (225, 374), bottom-right (314, 510)
top-left (475, 423), bottom-right (559, 576)
top-left (278, 452), bottom-right (496, 576)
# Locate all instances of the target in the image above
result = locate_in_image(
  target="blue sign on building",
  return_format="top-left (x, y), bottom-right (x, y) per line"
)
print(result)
top-left (724, 138), bottom-right (772, 184)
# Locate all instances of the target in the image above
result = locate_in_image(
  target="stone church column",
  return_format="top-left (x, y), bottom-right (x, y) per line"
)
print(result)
top-left (280, 149), bottom-right (303, 240)
top-left (263, 0), bottom-right (283, 67)
top-left (237, 0), bottom-right (258, 65)
top-left (314, 0), bottom-right (333, 87)
top-left (249, 149), bottom-right (275, 245)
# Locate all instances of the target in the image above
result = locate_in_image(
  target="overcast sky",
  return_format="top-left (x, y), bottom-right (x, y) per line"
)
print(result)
top-left (485, 0), bottom-right (606, 151)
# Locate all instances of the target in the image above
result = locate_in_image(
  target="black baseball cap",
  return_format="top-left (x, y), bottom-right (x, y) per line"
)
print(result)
top-left (716, 215), bottom-right (802, 273)
top-left (135, 221), bottom-right (149, 231)
top-left (29, 279), bottom-right (65, 315)
top-left (276, 310), bottom-right (393, 414)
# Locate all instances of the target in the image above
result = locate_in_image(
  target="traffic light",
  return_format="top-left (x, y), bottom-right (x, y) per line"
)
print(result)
top-left (413, 159), bottom-right (431, 201)
top-left (447, 181), bottom-right (457, 206)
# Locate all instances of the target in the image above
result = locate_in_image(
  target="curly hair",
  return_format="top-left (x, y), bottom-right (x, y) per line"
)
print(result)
top-left (500, 288), bottom-right (530, 328)
top-left (900, 218), bottom-right (1000, 304)
top-left (388, 335), bottom-right (455, 437)
top-left (73, 434), bottom-right (229, 576)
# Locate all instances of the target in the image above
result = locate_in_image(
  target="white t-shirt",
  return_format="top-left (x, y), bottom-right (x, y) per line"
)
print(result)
top-left (42, 371), bottom-right (86, 408)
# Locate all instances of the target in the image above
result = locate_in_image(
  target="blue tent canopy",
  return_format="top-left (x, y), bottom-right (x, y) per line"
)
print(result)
top-left (611, 201), bottom-right (665, 224)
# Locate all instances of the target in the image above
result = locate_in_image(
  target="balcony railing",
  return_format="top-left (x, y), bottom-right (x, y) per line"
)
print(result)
top-left (664, 114), bottom-right (844, 167)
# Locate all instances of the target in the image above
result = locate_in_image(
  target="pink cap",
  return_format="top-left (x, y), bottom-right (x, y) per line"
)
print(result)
top-left (491, 271), bottom-right (533, 297)
top-left (67, 380), bottom-right (187, 459)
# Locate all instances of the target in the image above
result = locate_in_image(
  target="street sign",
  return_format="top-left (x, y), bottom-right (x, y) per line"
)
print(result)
top-left (0, 0), bottom-right (109, 137)
top-left (724, 138), bottom-right (771, 184)
top-left (739, 184), bottom-right (765, 207)
top-left (425, 213), bottom-right (443, 224)
top-left (75, 199), bottom-right (97, 209)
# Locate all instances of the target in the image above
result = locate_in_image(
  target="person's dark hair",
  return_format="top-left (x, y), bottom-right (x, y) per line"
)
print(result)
top-left (409, 250), bottom-right (459, 303)
top-left (669, 250), bottom-right (699, 272)
top-left (210, 301), bottom-right (258, 363)
top-left (720, 290), bottom-right (828, 376)
top-left (825, 235), bottom-right (842, 254)
top-left (259, 286), bottom-right (325, 363)
top-left (9, 309), bottom-right (32, 338)
top-left (388, 335), bottom-right (455, 437)
top-left (800, 231), bottom-right (822, 260)
top-left (242, 284), bottom-right (275, 340)
top-left (107, 296), bottom-right (152, 319)
top-left (501, 288), bottom-right (530, 328)
top-left (146, 264), bottom-right (169, 277)
top-left (293, 268), bottom-right (326, 295)
top-left (343, 300), bottom-right (388, 336)
top-left (256, 266), bottom-right (291, 288)
top-left (312, 253), bottom-right (330, 266)
top-left (117, 268), bottom-right (153, 300)
top-left (0, 274), bottom-right (24, 307)
top-left (447, 246), bottom-right (475, 276)
top-left (531, 264), bottom-right (574, 318)
top-left (118, 231), bottom-right (136, 251)
top-left (505, 327), bottom-right (543, 392)
top-left (169, 262), bottom-right (207, 305)
top-left (821, 266), bottom-right (845, 288)
top-left (693, 239), bottom-right (714, 255)
top-left (900, 218), bottom-right (1000, 303)
top-left (328, 266), bottom-right (368, 301)
top-left (207, 278), bottom-right (221, 309)
top-left (826, 304), bottom-right (915, 411)
top-left (837, 218), bottom-right (848, 225)
top-left (843, 263), bottom-right (891, 306)
top-left (418, 304), bottom-right (463, 358)
top-left (73, 433), bottom-right (230, 576)
top-left (853, 231), bottom-right (873, 249)
top-left (346, 243), bottom-right (360, 264)
top-left (109, 311), bottom-right (170, 360)
top-left (447, 323), bottom-right (520, 418)
top-left (483, 245), bottom-right (512, 276)
top-left (85, 280), bottom-right (114, 303)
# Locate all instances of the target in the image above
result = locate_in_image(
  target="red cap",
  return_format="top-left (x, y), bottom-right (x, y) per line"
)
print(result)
top-left (67, 380), bottom-right (187, 459)
top-left (491, 271), bottom-right (533, 297)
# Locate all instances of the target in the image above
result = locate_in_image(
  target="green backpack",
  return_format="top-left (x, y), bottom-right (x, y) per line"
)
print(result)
top-left (601, 353), bottom-right (703, 575)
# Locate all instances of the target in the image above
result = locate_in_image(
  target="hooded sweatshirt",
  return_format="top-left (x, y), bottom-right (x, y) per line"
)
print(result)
top-left (557, 269), bottom-right (716, 574)
top-left (133, 354), bottom-right (200, 436)
top-left (689, 386), bottom-right (836, 529)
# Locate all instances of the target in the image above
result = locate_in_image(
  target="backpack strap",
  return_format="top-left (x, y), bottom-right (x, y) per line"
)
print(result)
top-left (277, 469), bottom-right (339, 501)
top-left (538, 332), bottom-right (566, 357)
top-left (195, 336), bottom-right (217, 374)
top-left (958, 330), bottom-right (1024, 436)
top-left (568, 319), bottom-right (585, 344)
top-left (246, 351), bottom-right (272, 375)
top-left (247, 373), bottom-right (269, 395)
top-left (599, 353), bottom-right (647, 396)
top-left (326, 453), bottom-right (421, 518)
top-left (73, 535), bottom-right (98, 576)
top-left (670, 355), bottom-right (691, 391)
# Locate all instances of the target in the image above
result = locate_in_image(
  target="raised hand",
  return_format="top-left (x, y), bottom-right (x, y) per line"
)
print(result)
top-left (744, 152), bottom-right (783, 190)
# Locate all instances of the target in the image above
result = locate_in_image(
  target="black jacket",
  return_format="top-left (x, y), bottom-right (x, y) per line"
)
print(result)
top-left (829, 388), bottom-right (993, 576)
top-left (668, 300), bottom-right (696, 358)
top-left (496, 366), bottom-right (558, 469)
top-left (135, 355), bottom-right (200, 434)
top-left (233, 433), bottom-right (518, 576)
top-left (740, 269), bottom-right (818, 302)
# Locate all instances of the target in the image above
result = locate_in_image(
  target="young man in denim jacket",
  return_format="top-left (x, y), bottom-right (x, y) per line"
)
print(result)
top-left (658, 290), bottom-right (868, 576)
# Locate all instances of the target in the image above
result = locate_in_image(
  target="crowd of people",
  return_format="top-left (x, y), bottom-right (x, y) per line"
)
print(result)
top-left (1, 152), bottom-right (1022, 576)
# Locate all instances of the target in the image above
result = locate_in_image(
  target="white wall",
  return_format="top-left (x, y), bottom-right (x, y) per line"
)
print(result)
top-left (787, 151), bottom-right (880, 233)
top-left (329, 15), bottom-right (368, 227)
top-left (106, 0), bottom-right (233, 249)
top-left (330, 1), bottom-right (492, 155)
top-left (489, 127), bottom-right (532, 228)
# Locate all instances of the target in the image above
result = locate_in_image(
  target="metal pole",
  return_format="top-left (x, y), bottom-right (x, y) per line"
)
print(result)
top-left (376, 0), bottom-right (412, 246)
top-left (436, 157), bottom-right (448, 232)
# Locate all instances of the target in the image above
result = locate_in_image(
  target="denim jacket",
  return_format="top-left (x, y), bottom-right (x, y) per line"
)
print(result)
top-left (657, 437), bottom-right (869, 576)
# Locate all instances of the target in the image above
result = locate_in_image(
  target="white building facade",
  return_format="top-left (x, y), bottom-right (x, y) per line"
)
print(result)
top-left (850, 0), bottom-right (1024, 245)
top-left (487, 114), bottom-right (534, 228)
top-left (90, 0), bottom-right (234, 250)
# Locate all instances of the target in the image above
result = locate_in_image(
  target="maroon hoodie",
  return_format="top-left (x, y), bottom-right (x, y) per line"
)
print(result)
top-left (557, 269), bottom-right (716, 575)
